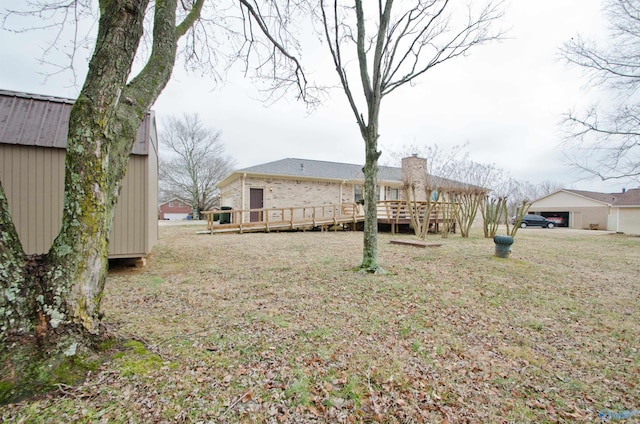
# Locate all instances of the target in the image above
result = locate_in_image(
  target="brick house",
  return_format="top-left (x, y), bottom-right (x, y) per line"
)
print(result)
top-left (217, 156), bottom-right (471, 213)
top-left (159, 199), bottom-right (192, 220)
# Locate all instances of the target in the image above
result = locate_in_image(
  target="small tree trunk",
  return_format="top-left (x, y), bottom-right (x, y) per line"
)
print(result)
top-left (482, 196), bottom-right (504, 238)
top-left (404, 185), bottom-right (423, 238)
top-left (361, 131), bottom-right (382, 272)
top-left (454, 191), bottom-right (483, 238)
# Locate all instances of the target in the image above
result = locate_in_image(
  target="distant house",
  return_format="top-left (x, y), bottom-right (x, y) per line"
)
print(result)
top-left (0, 89), bottom-right (158, 259)
top-left (529, 188), bottom-right (640, 234)
top-left (217, 156), bottom-right (479, 213)
top-left (159, 199), bottom-right (192, 220)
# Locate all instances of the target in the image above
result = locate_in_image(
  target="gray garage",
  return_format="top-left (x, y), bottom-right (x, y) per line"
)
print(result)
top-left (530, 188), bottom-right (640, 233)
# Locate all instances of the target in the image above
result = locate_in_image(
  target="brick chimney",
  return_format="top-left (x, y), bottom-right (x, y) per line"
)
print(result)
top-left (401, 154), bottom-right (428, 201)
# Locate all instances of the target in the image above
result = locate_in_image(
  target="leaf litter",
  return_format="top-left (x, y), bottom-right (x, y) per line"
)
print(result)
top-left (2, 227), bottom-right (638, 423)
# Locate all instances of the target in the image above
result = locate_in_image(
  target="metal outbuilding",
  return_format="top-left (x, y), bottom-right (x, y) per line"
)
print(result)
top-left (0, 89), bottom-right (158, 259)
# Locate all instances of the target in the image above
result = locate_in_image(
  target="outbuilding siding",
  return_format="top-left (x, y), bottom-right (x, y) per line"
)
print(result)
top-left (0, 144), bottom-right (64, 252)
top-left (0, 144), bottom-right (157, 257)
top-left (0, 89), bottom-right (158, 259)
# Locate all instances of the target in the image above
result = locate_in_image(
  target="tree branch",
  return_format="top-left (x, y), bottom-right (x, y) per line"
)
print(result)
top-left (320, 0), bottom-right (367, 132)
top-left (237, 0), bottom-right (309, 101)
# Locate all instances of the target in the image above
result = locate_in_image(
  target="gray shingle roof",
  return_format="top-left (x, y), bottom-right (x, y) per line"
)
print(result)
top-left (238, 158), bottom-right (401, 181)
top-left (614, 188), bottom-right (640, 206)
top-left (235, 157), bottom-right (480, 189)
top-left (565, 188), bottom-right (640, 206)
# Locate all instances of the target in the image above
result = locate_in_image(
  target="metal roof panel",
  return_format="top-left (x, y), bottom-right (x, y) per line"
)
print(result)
top-left (0, 89), bottom-right (151, 155)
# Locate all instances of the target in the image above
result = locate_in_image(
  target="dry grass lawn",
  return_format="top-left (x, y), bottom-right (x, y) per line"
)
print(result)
top-left (2, 225), bottom-right (639, 423)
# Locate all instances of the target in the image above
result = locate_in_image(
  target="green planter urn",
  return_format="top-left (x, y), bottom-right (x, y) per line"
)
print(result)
top-left (493, 235), bottom-right (514, 258)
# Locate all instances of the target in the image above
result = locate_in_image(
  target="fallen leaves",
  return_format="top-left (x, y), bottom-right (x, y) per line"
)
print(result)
top-left (2, 229), bottom-right (638, 423)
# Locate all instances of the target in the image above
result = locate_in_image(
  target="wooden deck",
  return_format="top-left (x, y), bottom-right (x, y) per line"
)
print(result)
top-left (201, 203), bottom-right (363, 234)
top-left (200, 201), bottom-right (456, 234)
top-left (376, 200), bottom-right (456, 234)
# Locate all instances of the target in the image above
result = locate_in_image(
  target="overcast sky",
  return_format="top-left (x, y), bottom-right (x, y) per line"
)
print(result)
top-left (2, 0), bottom-right (631, 193)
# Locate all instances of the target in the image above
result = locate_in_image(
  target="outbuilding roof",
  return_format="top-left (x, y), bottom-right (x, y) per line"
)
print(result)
top-left (0, 89), bottom-right (153, 155)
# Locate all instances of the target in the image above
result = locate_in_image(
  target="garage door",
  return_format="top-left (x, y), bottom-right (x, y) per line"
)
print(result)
top-left (164, 213), bottom-right (189, 220)
top-left (541, 212), bottom-right (569, 227)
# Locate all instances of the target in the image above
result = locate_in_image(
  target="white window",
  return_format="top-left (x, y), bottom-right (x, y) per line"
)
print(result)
top-left (354, 185), bottom-right (363, 203)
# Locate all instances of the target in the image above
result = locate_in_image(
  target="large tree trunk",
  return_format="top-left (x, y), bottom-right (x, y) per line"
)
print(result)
top-left (37, 0), bottom-right (151, 338)
top-left (1, 0), bottom-right (203, 403)
top-left (0, 182), bottom-right (34, 338)
top-left (1, 0), bottom-right (150, 343)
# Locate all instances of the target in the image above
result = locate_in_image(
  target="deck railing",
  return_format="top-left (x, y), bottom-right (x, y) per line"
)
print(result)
top-left (375, 200), bottom-right (454, 222)
top-left (201, 202), bottom-right (362, 233)
top-left (201, 200), bottom-right (455, 233)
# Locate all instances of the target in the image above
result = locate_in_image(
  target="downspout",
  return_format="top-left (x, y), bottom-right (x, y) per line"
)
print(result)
top-left (341, 180), bottom-right (346, 204)
top-left (241, 173), bottom-right (246, 224)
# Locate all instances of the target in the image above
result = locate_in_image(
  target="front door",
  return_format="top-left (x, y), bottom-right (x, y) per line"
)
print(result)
top-left (250, 188), bottom-right (264, 222)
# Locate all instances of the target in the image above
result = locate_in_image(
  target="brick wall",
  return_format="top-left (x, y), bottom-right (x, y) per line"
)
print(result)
top-left (220, 176), bottom-right (358, 210)
top-left (158, 200), bottom-right (192, 219)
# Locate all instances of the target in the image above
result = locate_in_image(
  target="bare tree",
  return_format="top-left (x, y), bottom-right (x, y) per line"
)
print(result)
top-left (395, 144), bottom-right (465, 239)
top-left (445, 160), bottom-right (495, 237)
top-left (403, 171), bottom-right (446, 240)
top-left (482, 176), bottom-right (522, 237)
top-left (391, 144), bottom-right (501, 238)
top-left (504, 198), bottom-right (531, 237)
top-left (160, 113), bottom-right (236, 219)
top-left (388, 143), bottom-right (564, 238)
top-left (481, 194), bottom-right (505, 238)
top-left (318, 0), bottom-right (504, 272)
top-left (560, 0), bottom-right (640, 183)
top-left (0, 0), bottom-right (306, 402)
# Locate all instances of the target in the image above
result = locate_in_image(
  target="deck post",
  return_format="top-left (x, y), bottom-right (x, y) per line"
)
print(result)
top-left (312, 207), bottom-right (317, 227)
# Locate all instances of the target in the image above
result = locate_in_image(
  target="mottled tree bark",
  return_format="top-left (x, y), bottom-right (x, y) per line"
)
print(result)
top-left (0, 0), bottom-right (204, 349)
top-left (0, 182), bottom-right (34, 338)
top-left (0, 0), bottom-right (204, 404)
top-left (361, 130), bottom-right (382, 272)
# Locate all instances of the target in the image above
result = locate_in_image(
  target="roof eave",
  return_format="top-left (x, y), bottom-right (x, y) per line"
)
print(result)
top-left (219, 170), bottom-right (389, 187)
